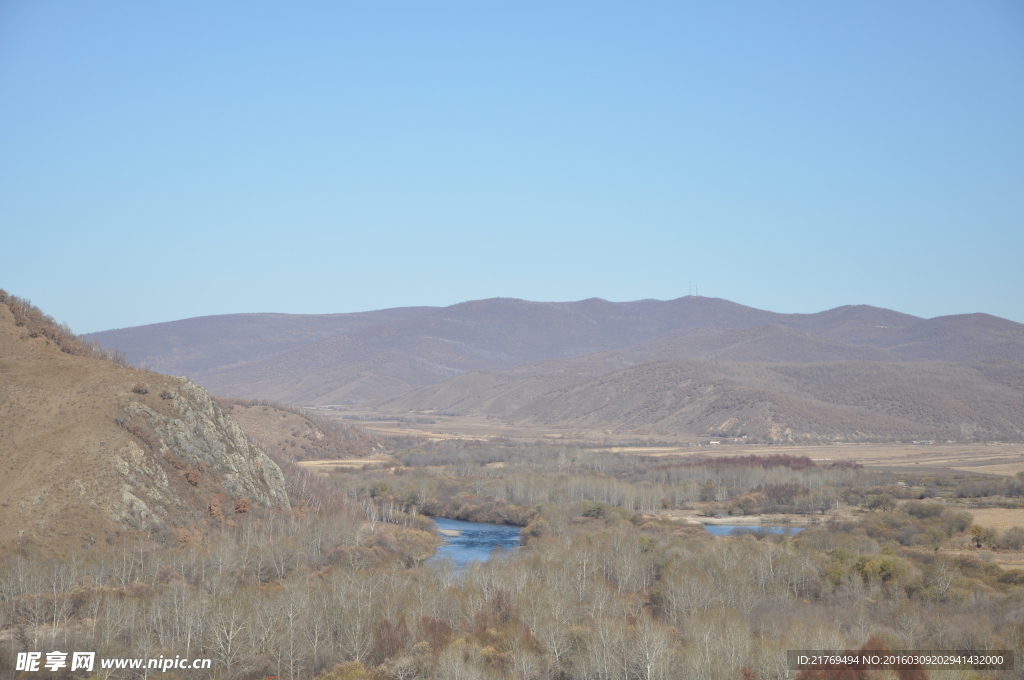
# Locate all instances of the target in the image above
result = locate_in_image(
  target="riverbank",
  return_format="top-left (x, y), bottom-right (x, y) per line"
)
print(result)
top-left (649, 510), bottom-right (856, 526)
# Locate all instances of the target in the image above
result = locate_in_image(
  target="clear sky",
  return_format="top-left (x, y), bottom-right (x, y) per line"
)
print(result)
top-left (2, 1), bottom-right (1022, 333)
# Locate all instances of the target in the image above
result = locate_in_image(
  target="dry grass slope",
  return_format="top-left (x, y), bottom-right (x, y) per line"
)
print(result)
top-left (0, 292), bottom-right (289, 553)
top-left (216, 397), bottom-right (380, 461)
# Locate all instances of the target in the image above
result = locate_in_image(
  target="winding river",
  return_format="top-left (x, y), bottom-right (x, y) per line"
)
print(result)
top-left (703, 524), bottom-right (805, 537)
top-left (428, 518), bottom-right (802, 567)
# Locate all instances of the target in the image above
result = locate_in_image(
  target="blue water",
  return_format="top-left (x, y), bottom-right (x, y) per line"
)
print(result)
top-left (704, 524), bottom-right (805, 537)
top-left (430, 517), bottom-right (522, 566)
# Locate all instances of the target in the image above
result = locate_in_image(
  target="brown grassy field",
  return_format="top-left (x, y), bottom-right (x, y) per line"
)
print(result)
top-left (678, 441), bottom-right (1024, 477)
top-left (308, 407), bottom-right (1024, 478)
top-left (296, 457), bottom-right (392, 472)
top-left (965, 508), bottom-right (1024, 531)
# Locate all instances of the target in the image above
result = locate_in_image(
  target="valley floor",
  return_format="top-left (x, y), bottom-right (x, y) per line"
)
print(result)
top-left (305, 405), bottom-right (1024, 478)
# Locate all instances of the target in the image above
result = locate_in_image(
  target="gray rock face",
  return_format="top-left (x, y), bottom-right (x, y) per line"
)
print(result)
top-left (112, 377), bottom-right (290, 533)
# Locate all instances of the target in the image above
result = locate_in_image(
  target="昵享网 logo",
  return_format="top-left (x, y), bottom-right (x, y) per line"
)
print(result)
top-left (16, 652), bottom-right (95, 672)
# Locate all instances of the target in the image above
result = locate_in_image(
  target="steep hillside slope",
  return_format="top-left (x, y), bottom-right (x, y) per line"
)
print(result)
top-left (0, 292), bottom-right (289, 553)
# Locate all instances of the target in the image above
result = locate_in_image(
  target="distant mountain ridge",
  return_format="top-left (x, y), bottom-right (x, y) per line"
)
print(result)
top-left (84, 307), bottom-right (435, 377)
top-left (83, 297), bottom-right (1024, 441)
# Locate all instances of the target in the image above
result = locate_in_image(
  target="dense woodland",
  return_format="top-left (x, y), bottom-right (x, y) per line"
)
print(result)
top-left (2, 440), bottom-right (1024, 680)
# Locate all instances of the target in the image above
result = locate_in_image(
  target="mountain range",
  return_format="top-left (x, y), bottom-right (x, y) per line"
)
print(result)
top-left (84, 297), bottom-right (1024, 442)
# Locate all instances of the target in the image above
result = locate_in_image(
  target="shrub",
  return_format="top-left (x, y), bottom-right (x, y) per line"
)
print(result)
top-left (763, 483), bottom-right (809, 505)
top-left (897, 525), bottom-right (923, 546)
top-left (131, 383), bottom-right (149, 394)
top-left (727, 494), bottom-right (761, 516)
top-left (116, 417), bottom-right (156, 449)
top-left (0, 289), bottom-right (132, 367)
top-left (864, 493), bottom-right (896, 512)
top-left (998, 569), bottom-right (1024, 585)
top-left (918, 527), bottom-right (945, 550)
top-left (944, 511), bottom-right (973, 534)
top-left (905, 501), bottom-right (944, 519)
top-left (999, 526), bottom-right (1024, 551)
top-left (315, 662), bottom-right (372, 680)
top-left (970, 525), bottom-right (998, 548)
top-left (855, 554), bottom-right (907, 583)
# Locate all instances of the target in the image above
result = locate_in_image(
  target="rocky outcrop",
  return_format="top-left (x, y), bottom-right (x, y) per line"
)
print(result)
top-left (0, 295), bottom-right (291, 552)
top-left (105, 377), bottom-right (290, 535)
top-left (121, 378), bottom-right (289, 514)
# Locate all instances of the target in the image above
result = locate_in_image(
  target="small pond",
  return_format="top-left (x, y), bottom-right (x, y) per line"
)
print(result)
top-left (430, 517), bottom-right (522, 567)
top-left (704, 524), bottom-right (805, 537)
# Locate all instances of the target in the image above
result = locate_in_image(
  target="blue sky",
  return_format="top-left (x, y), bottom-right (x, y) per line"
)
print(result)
top-left (2, 1), bottom-right (1022, 332)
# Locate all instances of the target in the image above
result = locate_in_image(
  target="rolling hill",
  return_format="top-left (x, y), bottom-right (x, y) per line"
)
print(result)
top-left (82, 306), bottom-right (435, 377)
top-left (384, 356), bottom-right (1024, 442)
top-left (82, 296), bottom-right (1024, 442)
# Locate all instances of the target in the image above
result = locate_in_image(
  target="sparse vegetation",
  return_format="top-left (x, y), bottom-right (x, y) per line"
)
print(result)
top-left (114, 416), bottom-right (157, 449)
top-left (0, 296), bottom-right (289, 552)
top-left (90, 298), bottom-right (1024, 445)
top-left (3, 293), bottom-right (1023, 679)
top-left (1, 442), bottom-right (1022, 680)
top-left (0, 289), bottom-right (132, 367)
top-left (217, 397), bottom-right (379, 461)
